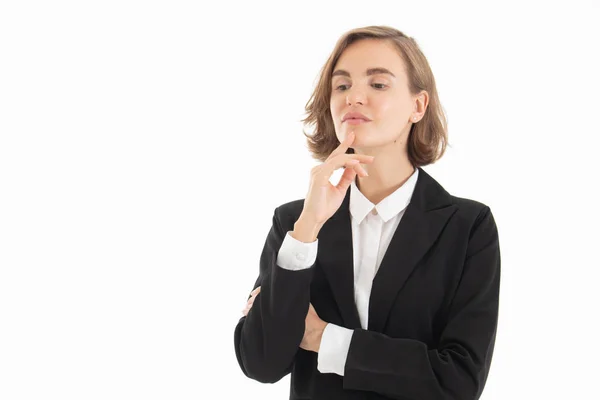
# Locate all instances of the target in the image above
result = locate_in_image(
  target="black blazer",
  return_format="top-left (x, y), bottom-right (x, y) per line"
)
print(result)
top-left (234, 167), bottom-right (500, 400)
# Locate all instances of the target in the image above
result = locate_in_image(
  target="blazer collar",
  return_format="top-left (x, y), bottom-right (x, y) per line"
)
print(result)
top-left (319, 167), bottom-right (458, 331)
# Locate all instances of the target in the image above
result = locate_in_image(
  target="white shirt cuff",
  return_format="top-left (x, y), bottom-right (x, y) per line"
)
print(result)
top-left (317, 323), bottom-right (353, 376)
top-left (276, 231), bottom-right (318, 271)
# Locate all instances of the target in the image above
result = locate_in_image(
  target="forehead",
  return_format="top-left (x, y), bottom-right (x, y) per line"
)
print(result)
top-left (333, 39), bottom-right (406, 76)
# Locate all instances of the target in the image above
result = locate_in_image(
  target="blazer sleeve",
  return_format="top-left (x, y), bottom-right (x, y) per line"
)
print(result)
top-left (233, 207), bottom-right (314, 383)
top-left (343, 206), bottom-right (501, 400)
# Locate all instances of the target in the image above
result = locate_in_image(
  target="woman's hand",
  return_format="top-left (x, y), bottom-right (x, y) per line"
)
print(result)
top-left (242, 290), bottom-right (326, 353)
top-left (294, 131), bottom-right (374, 242)
top-left (242, 286), bottom-right (261, 316)
top-left (299, 303), bottom-right (327, 353)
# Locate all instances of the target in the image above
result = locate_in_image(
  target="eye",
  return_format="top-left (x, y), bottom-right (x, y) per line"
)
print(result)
top-left (335, 84), bottom-right (350, 91)
top-left (372, 83), bottom-right (387, 89)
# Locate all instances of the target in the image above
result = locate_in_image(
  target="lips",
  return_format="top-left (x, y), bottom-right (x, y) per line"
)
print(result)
top-left (342, 112), bottom-right (371, 122)
top-left (344, 118), bottom-right (370, 125)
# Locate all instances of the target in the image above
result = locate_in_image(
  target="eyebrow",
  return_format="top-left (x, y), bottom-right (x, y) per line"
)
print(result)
top-left (331, 67), bottom-right (396, 78)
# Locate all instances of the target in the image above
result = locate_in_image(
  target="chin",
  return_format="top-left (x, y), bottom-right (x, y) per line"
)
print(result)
top-left (351, 130), bottom-right (377, 144)
top-left (355, 139), bottom-right (397, 152)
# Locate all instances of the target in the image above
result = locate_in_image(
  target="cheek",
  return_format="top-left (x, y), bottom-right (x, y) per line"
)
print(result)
top-left (330, 97), bottom-right (344, 118)
top-left (373, 96), bottom-right (408, 124)
top-left (371, 99), bottom-right (394, 126)
top-left (330, 98), bottom-right (345, 127)
top-left (375, 94), bottom-right (397, 112)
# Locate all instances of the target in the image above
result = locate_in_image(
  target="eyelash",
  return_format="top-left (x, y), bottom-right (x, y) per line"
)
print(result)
top-left (334, 83), bottom-right (387, 91)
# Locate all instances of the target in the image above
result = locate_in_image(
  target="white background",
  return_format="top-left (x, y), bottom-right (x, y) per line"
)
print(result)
top-left (1, 1), bottom-right (599, 399)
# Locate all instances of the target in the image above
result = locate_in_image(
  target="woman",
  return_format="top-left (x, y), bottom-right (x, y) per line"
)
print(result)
top-left (234, 25), bottom-right (500, 400)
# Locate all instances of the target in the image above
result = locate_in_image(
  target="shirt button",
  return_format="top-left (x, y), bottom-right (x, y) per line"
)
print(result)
top-left (372, 208), bottom-right (378, 215)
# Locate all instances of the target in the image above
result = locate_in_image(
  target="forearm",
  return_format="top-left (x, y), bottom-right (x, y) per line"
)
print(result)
top-left (236, 264), bottom-right (313, 383)
top-left (343, 330), bottom-right (496, 400)
top-left (234, 214), bottom-right (318, 383)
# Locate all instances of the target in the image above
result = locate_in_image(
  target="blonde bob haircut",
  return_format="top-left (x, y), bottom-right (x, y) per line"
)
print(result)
top-left (302, 26), bottom-right (448, 167)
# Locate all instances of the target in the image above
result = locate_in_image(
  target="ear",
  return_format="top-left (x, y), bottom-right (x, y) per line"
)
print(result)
top-left (412, 90), bottom-right (429, 122)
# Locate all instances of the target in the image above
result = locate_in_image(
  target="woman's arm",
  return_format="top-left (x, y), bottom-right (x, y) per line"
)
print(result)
top-left (233, 207), bottom-right (315, 383)
top-left (342, 207), bottom-right (500, 400)
top-left (234, 133), bottom-right (374, 383)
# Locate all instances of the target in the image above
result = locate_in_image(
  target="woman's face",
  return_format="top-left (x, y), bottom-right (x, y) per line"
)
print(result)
top-left (330, 39), bottom-right (421, 151)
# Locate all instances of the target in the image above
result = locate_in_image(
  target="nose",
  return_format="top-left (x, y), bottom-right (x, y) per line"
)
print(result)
top-left (346, 87), bottom-right (366, 106)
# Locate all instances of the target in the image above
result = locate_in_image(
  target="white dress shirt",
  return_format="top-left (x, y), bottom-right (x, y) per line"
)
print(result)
top-left (276, 167), bottom-right (419, 376)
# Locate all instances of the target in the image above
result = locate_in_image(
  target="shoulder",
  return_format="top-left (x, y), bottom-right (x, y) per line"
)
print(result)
top-left (420, 167), bottom-right (493, 228)
top-left (450, 195), bottom-right (490, 217)
top-left (448, 195), bottom-right (498, 244)
top-left (418, 167), bottom-right (493, 224)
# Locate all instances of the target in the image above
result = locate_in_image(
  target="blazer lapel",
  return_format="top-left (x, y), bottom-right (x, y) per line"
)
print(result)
top-left (318, 191), bottom-right (362, 330)
top-left (368, 167), bottom-right (458, 332)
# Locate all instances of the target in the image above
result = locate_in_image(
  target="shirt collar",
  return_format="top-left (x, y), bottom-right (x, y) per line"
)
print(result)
top-left (349, 167), bottom-right (419, 224)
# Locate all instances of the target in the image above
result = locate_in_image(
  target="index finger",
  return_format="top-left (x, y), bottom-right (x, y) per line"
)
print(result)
top-left (327, 131), bottom-right (355, 160)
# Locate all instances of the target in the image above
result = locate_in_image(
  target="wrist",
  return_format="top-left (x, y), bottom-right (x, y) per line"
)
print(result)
top-left (292, 215), bottom-right (323, 243)
top-left (315, 322), bottom-right (328, 353)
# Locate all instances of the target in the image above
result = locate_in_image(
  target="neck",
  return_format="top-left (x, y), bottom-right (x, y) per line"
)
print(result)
top-left (354, 143), bottom-right (415, 205)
